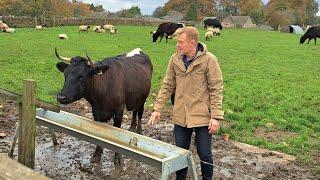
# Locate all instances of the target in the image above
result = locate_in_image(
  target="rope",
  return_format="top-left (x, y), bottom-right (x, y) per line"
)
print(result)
top-left (199, 160), bottom-right (259, 180)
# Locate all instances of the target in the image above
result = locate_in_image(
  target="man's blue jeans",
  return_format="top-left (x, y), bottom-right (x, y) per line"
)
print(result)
top-left (174, 124), bottom-right (213, 180)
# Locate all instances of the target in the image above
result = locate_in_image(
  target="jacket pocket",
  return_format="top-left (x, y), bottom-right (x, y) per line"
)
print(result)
top-left (191, 101), bottom-right (210, 117)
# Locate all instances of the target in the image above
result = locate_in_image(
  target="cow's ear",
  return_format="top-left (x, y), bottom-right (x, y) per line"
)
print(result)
top-left (90, 65), bottom-right (109, 75)
top-left (56, 62), bottom-right (69, 72)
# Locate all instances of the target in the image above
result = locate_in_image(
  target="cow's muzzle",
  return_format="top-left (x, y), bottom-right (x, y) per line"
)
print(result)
top-left (57, 93), bottom-right (68, 104)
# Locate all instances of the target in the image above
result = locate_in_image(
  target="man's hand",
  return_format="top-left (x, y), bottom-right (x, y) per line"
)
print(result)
top-left (208, 118), bottom-right (220, 134)
top-left (147, 111), bottom-right (161, 126)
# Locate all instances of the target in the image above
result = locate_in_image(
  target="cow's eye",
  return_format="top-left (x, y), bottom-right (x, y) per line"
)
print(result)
top-left (78, 76), bottom-right (83, 81)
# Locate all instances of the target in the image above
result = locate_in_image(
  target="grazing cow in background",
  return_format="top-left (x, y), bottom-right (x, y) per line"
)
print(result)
top-left (204, 18), bottom-right (222, 30)
top-left (177, 23), bottom-right (185, 28)
top-left (55, 48), bottom-right (153, 164)
top-left (152, 22), bottom-right (184, 43)
top-left (150, 30), bottom-right (156, 36)
top-left (300, 26), bottom-right (320, 44)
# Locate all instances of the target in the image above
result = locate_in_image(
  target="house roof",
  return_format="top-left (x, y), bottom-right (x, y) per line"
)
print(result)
top-left (161, 10), bottom-right (184, 22)
top-left (223, 16), bottom-right (252, 25)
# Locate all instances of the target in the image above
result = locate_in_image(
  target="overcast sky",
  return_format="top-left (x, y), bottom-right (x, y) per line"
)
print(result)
top-left (82, 0), bottom-right (319, 16)
top-left (82, 0), bottom-right (169, 15)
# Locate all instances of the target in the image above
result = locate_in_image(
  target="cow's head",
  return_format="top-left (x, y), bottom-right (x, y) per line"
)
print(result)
top-left (300, 35), bottom-right (307, 44)
top-left (55, 48), bottom-right (109, 104)
top-left (152, 33), bottom-right (159, 42)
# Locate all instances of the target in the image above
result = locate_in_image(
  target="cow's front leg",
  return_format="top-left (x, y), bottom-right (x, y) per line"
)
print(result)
top-left (130, 110), bottom-right (137, 132)
top-left (136, 105), bottom-right (144, 134)
top-left (91, 146), bottom-right (103, 163)
top-left (90, 110), bottom-right (113, 163)
top-left (113, 110), bottom-right (123, 165)
top-left (159, 33), bottom-right (164, 42)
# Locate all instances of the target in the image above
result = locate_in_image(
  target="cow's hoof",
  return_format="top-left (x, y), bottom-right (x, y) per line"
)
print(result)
top-left (114, 156), bottom-right (122, 166)
top-left (91, 147), bottom-right (102, 163)
top-left (90, 154), bottom-right (101, 163)
top-left (114, 153), bottom-right (122, 166)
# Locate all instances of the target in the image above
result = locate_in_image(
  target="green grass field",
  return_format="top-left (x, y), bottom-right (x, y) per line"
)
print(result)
top-left (0, 26), bottom-right (319, 165)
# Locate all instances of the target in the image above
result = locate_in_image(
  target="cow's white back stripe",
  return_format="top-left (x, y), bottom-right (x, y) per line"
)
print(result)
top-left (126, 48), bottom-right (142, 57)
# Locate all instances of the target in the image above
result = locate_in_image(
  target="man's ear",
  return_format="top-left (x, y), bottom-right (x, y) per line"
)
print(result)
top-left (90, 65), bottom-right (109, 75)
top-left (56, 62), bottom-right (69, 72)
top-left (191, 39), bottom-right (197, 46)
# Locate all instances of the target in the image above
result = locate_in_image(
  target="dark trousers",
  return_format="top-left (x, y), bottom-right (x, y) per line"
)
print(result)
top-left (174, 124), bottom-right (213, 180)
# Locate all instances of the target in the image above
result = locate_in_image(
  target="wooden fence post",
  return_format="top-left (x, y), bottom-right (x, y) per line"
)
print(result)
top-left (18, 79), bottom-right (36, 169)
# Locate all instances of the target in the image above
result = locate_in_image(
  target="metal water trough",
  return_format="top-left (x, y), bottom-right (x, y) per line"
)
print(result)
top-left (36, 108), bottom-right (198, 179)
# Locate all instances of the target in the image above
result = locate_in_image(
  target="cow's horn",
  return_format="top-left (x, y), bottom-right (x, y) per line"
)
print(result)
top-left (55, 48), bottom-right (71, 63)
top-left (86, 51), bottom-right (94, 66)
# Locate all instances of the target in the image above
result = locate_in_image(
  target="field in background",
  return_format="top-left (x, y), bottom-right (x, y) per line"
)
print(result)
top-left (0, 26), bottom-right (319, 167)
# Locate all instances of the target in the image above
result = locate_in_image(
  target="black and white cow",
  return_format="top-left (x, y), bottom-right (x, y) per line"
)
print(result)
top-left (300, 26), bottom-right (320, 44)
top-left (204, 18), bottom-right (222, 30)
top-left (152, 22), bottom-right (184, 43)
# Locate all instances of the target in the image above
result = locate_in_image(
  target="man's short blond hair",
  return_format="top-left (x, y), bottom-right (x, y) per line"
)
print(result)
top-left (175, 26), bottom-right (199, 42)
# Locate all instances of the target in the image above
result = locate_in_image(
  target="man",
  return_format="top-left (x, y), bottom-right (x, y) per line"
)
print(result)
top-left (148, 26), bottom-right (224, 180)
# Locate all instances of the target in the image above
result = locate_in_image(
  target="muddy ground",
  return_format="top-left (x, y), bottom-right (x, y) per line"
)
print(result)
top-left (0, 99), bottom-right (319, 180)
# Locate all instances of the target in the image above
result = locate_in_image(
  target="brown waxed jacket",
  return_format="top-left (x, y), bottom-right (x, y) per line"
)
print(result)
top-left (153, 42), bottom-right (224, 128)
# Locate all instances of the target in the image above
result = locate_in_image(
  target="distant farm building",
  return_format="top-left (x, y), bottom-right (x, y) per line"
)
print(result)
top-left (289, 25), bottom-right (304, 34)
top-left (222, 16), bottom-right (256, 28)
top-left (160, 10), bottom-right (184, 22)
top-left (203, 17), bottom-right (217, 20)
top-left (256, 24), bottom-right (274, 31)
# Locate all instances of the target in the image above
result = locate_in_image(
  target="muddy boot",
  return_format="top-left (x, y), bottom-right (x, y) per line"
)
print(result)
top-left (91, 146), bottom-right (103, 163)
top-left (129, 125), bottom-right (136, 132)
top-left (136, 125), bottom-right (142, 134)
top-left (114, 152), bottom-right (122, 166)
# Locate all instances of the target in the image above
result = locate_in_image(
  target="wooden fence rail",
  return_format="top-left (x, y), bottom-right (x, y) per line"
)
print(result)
top-left (0, 88), bottom-right (60, 113)
top-left (0, 80), bottom-right (53, 179)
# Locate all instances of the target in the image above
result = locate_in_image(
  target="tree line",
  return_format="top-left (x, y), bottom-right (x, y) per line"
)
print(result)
top-left (1, 0), bottom-right (318, 29)
top-left (0, 0), bottom-right (102, 18)
top-left (153, 0), bottom-right (319, 28)
top-left (0, 0), bottom-right (143, 19)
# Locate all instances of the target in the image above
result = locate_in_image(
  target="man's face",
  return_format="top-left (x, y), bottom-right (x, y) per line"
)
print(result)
top-left (176, 33), bottom-right (195, 56)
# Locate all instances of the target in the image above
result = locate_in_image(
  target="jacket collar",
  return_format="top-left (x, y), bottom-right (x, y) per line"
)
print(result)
top-left (173, 42), bottom-right (207, 72)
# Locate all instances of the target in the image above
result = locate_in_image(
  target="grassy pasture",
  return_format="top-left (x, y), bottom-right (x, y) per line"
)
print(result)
top-left (0, 25), bottom-right (319, 165)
